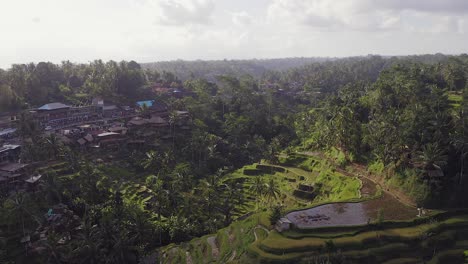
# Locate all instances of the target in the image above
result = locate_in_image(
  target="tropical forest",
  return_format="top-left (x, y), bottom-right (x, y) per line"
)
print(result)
top-left (0, 53), bottom-right (466, 264)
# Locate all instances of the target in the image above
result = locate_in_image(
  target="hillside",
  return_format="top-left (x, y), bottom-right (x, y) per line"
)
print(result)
top-left (155, 153), bottom-right (468, 264)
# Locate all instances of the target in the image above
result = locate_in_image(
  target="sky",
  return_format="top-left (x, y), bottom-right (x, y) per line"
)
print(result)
top-left (1, 0), bottom-right (468, 68)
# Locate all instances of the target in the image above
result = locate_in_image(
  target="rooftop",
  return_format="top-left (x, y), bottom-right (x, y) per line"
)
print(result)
top-left (38, 102), bottom-right (70, 111)
top-left (136, 100), bottom-right (155, 108)
top-left (102, 105), bottom-right (118, 111)
top-left (0, 144), bottom-right (21, 153)
top-left (0, 128), bottom-right (17, 136)
top-left (148, 116), bottom-right (167, 124)
top-left (278, 217), bottom-right (292, 224)
top-left (0, 163), bottom-right (28, 173)
top-left (97, 132), bottom-right (120, 137)
top-left (25, 174), bottom-right (42, 184)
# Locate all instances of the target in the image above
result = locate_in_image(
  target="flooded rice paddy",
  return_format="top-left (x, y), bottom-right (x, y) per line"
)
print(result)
top-left (286, 182), bottom-right (417, 229)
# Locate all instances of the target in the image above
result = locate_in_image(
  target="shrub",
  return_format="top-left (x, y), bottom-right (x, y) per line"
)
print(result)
top-left (269, 205), bottom-right (283, 225)
top-left (368, 161), bottom-right (385, 175)
top-left (327, 147), bottom-right (347, 167)
top-left (293, 189), bottom-right (315, 200)
top-left (298, 184), bottom-right (314, 192)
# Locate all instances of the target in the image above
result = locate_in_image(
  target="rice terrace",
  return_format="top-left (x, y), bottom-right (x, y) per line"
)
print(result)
top-left (157, 152), bottom-right (468, 264)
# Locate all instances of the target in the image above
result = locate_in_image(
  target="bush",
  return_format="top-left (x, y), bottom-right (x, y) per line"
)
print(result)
top-left (269, 205), bottom-right (283, 225)
top-left (327, 147), bottom-right (347, 167)
top-left (368, 161), bottom-right (385, 174)
top-left (293, 189), bottom-right (316, 200)
top-left (298, 184), bottom-right (314, 192)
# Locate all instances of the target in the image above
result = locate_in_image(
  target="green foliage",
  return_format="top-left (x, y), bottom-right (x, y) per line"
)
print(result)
top-left (368, 161), bottom-right (385, 174)
top-left (326, 147), bottom-right (347, 167)
top-left (269, 205), bottom-right (283, 225)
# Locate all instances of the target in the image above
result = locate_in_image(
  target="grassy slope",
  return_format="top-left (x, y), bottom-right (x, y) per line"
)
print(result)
top-left (158, 156), bottom-right (363, 263)
top-left (157, 154), bottom-right (468, 263)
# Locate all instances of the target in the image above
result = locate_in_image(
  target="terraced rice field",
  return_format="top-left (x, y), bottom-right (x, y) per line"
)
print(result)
top-left (287, 192), bottom-right (417, 229)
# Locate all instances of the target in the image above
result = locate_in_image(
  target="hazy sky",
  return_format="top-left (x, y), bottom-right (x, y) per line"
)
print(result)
top-left (1, 0), bottom-right (468, 68)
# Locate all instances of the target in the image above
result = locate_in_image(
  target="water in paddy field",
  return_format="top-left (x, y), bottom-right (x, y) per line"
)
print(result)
top-left (286, 192), bottom-right (418, 229)
top-left (286, 203), bottom-right (369, 228)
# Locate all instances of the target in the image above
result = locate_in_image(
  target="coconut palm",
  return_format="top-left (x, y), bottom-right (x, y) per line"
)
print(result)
top-left (141, 150), bottom-right (160, 172)
top-left (265, 179), bottom-right (281, 206)
top-left (168, 111), bottom-right (180, 150)
top-left (44, 133), bottom-right (63, 160)
top-left (415, 143), bottom-right (448, 170)
top-left (249, 177), bottom-right (265, 210)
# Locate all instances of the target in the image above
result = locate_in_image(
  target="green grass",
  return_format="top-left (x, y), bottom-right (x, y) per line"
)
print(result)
top-left (258, 215), bottom-right (468, 255)
top-left (448, 92), bottom-right (463, 109)
top-left (160, 153), bottom-right (461, 263)
top-left (162, 211), bottom-right (259, 264)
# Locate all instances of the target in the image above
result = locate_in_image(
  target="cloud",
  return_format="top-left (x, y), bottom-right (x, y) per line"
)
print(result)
top-left (379, 0), bottom-right (468, 14)
top-left (266, 0), bottom-right (467, 32)
top-left (232, 11), bottom-right (253, 26)
top-left (154, 0), bottom-right (215, 26)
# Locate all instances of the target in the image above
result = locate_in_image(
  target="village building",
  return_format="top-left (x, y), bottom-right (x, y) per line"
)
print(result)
top-left (101, 105), bottom-right (120, 118)
top-left (0, 128), bottom-right (17, 140)
top-left (0, 144), bottom-right (21, 163)
top-left (30, 102), bottom-right (100, 129)
top-left (136, 100), bottom-right (168, 117)
top-left (96, 132), bottom-right (126, 148)
top-left (108, 126), bottom-right (128, 135)
top-left (0, 162), bottom-right (30, 187)
top-left (147, 115), bottom-right (169, 128)
top-left (0, 112), bottom-right (19, 130)
top-left (25, 174), bottom-right (42, 191)
top-left (31, 103), bottom-right (71, 125)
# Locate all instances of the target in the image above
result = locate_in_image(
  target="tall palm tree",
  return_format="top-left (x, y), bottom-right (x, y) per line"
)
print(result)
top-left (71, 218), bottom-right (103, 264)
top-left (141, 150), bottom-right (160, 172)
top-left (249, 177), bottom-right (265, 210)
top-left (452, 101), bottom-right (468, 185)
top-left (44, 133), bottom-right (63, 160)
top-left (168, 111), bottom-right (180, 150)
top-left (415, 143), bottom-right (448, 170)
top-left (265, 179), bottom-right (281, 206)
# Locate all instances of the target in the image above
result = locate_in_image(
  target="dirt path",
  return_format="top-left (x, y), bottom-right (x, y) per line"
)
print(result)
top-left (206, 236), bottom-right (219, 260)
top-left (253, 225), bottom-right (270, 241)
top-left (227, 250), bottom-right (237, 262)
top-left (349, 164), bottom-right (417, 207)
top-left (297, 151), bottom-right (417, 207)
top-left (185, 252), bottom-right (193, 264)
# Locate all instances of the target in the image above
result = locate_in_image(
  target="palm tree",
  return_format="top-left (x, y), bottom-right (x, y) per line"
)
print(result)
top-left (415, 143), bottom-right (448, 170)
top-left (71, 218), bottom-right (103, 264)
top-left (141, 150), bottom-right (160, 172)
top-left (452, 103), bottom-right (468, 186)
top-left (44, 133), bottom-right (63, 160)
top-left (249, 177), bottom-right (265, 210)
top-left (8, 193), bottom-right (40, 238)
top-left (265, 179), bottom-right (281, 206)
top-left (168, 111), bottom-right (180, 150)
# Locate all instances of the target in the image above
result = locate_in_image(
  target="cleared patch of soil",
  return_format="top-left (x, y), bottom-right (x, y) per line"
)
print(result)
top-left (207, 236), bottom-right (219, 259)
top-left (359, 177), bottom-right (377, 197)
top-left (363, 192), bottom-right (416, 220)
